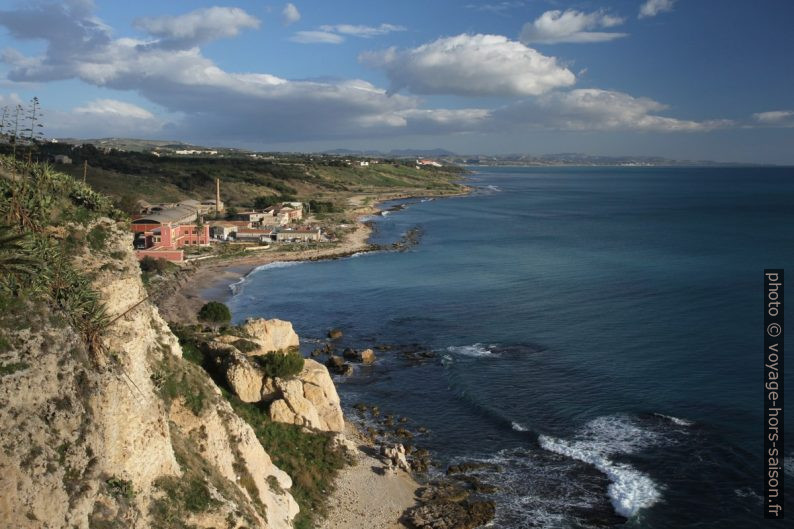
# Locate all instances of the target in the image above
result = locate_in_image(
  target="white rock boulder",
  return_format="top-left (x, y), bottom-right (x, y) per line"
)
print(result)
top-left (240, 318), bottom-right (300, 355)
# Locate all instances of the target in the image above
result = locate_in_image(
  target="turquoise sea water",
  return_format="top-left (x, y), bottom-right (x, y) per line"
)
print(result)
top-left (225, 167), bottom-right (793, 528)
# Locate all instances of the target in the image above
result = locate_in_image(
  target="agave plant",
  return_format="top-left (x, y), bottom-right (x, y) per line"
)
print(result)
top-left (0, 225), bottom-right (37, 286)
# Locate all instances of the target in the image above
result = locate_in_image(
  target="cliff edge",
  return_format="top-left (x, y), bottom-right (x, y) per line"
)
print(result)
top-left (0, 158), bottom-right (307, 529)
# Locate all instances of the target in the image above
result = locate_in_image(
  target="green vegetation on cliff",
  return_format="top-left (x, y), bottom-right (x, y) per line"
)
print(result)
top-left (0, 155), bottom-right (125, 355)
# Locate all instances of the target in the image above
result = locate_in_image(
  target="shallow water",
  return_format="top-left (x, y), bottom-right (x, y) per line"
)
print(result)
top-left (226, 166), bottom-right (793, 528)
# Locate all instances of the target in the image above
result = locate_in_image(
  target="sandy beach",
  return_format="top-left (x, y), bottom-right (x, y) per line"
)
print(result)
top-left (319, 423), bottom-right (420, 529)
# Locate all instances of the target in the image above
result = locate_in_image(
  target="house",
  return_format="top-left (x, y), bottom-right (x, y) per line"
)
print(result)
top-left (275, 226), bottom-right (322, 243)
top-left (54, 154), bottom-right (72, 164)
top-left (417, 159), bottom-right (443, 168)
top-left (264, 204), bottom-right (303, 225)
top-left (208, 221), bottom-right (238, 240)
top-left (200, 198), bottom-right (223, 214)
top-left (358, 161), bottom-right (369, 167)
top-left (131, 206), bottom-right (199, 233)
top-left (235, 211), bottom-right (271, 224)
top-left (134, 222), bottom-right (210, 262)
top-left (235, 228), bottom-right (275, 244)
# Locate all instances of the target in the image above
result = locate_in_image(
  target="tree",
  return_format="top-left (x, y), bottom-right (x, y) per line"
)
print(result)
top-left (10, 104), bottom-right (23, 158)
top-left (197, 301), bottom-right (231, 327)
top-left (0, 106), bottom-right (8, 137)
top-left (24, 97), bottom-right (44, 144)
top-left (224, 206), bottom-right (238, 220)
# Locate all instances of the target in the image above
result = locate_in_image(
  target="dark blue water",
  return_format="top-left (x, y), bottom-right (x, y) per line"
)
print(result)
top-left (225, 167), bottom-right (793, 528)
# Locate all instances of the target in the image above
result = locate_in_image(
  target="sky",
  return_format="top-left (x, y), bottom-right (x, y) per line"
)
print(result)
top-left (0, 0), bottom-right (792, 163)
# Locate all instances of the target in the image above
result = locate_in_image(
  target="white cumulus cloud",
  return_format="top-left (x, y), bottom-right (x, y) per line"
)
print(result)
top-left (753, 110), bottom-right (794, 127)
top-left (360, 34), bottom-right (576, 97)
top-left (282, 3), bottom-right (301, 26)
top-left (520, 9), bottom-right (627, 44)
top-left (639, 0), bottom-right (677, 19)
top-left (0, 3), bottom-right (731, 144)
top-left (133, 7), bottom-right (260, 49)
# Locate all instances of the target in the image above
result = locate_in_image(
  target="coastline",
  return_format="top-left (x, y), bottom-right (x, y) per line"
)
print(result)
top-left (155, 188), bottom-right (469, 323)
top-left (153, 189), bottom-right (466, 528)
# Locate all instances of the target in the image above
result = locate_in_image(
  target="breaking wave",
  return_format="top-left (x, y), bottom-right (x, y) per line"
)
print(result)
top-left (511, 421), bottom-right (528, 432)
top-left (538, 415), bottom-right (664, 518)
top-left (229, 261), bottom-right (302, 294)
top-left (654, 413), bottom-right (694, 427)
top-left (446, 343), bottom-right (498, 357)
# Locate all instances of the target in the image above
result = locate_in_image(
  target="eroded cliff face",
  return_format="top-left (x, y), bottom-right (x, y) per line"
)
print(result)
top-left (0, 220), bottom-right (299, 529)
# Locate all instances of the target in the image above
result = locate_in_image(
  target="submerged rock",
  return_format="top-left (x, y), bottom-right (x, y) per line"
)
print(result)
top-left (328, 328), bottom-right (343, 340)
top-left (341, 347), bottom-right (377, 364)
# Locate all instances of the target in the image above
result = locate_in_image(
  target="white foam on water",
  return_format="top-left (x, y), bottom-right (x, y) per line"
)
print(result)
top-left (250, 260), bottom-right (302, 274)
top-left (538, 415), bottom-right (663, 518)
top-left (512, 421), bottom-right (528, 432)
top-left (446, 343), bottom-right (497, 357)
top-left (229, 261), bottom-right (303, 294)
top-left (654, 413), bottom-right (694, 426)
top-left (734, 487), bottom-right (763, 503)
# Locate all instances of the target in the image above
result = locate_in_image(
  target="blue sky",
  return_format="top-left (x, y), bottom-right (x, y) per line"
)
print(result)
top-left (1, 0), bottom-right (792, 162)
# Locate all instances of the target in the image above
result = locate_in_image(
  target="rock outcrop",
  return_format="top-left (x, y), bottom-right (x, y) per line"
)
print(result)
top-left (210, 342), bottom-right (345, 433)
top-left (0, 221), bottom-right (300, 529)
top-left (238, 318), bottom-right (300, 354)
top-left (268, 359), bottom-right (345, 432)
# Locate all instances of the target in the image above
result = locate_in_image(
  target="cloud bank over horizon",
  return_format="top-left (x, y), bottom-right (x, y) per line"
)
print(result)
top-left (0, 0), bottom-right (789, 161)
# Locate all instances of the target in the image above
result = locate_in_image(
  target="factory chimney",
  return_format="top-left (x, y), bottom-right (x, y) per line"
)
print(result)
top-left (215, 178), bottom-right (223, 214)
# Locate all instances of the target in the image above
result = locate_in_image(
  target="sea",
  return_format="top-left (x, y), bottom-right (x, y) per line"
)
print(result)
top-left (222, 166), bottom-right (793, 528)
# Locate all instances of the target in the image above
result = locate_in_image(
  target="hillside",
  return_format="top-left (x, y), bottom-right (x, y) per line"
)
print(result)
top-left (9, 143), bottom-right (465, 210)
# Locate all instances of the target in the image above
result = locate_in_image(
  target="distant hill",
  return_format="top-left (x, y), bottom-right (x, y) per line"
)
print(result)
top-left (52, 137), bottom-right (757, 166)
top-left (450, 152), bottom-right (756, 167)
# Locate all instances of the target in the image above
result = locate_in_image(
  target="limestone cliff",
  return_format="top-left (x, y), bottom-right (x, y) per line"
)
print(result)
top-left (0, 220), bottom-right (299, 529)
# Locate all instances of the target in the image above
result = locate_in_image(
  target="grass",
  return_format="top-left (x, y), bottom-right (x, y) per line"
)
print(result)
top-left (87, 224), bottom-right (110, 251)
top-left (151, 423), bottom-right (260, 529)
top-left (156, 352), bottom-right (209, 416)
top-left (225, 393), bottom-right (345, 529)
top-left (0, 361), bottom-right (28, 376)
top-left (150, 476), bottom-right (217, 529)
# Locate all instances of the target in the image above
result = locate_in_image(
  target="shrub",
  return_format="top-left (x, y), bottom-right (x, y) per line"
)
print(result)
top-left (197, 301), bottom-right (231, 326)
top-left (232, 338), bottom-right (259, 354)
top-left (253, 350), bottom-right (304, 378)
top-left (86, 225), bottom-right (110, 251)
top-left (139, 256), bottom-right (170, 274)
top-left (106, 477), bottom-right (134, 500)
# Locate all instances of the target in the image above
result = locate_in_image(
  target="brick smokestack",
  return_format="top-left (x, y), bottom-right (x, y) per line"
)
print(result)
top-left (215, 178), bottom-right (223, 213)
